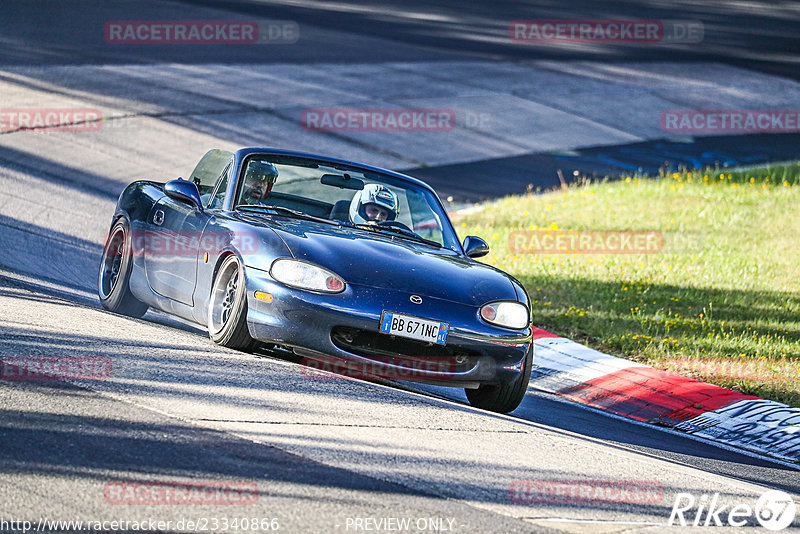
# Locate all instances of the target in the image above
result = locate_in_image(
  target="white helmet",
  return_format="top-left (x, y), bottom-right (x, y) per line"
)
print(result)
top-left (349, 184), bottom-right (399, 224)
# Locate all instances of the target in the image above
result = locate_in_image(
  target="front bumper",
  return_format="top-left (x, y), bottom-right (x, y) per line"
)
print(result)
top-left (244, 266), bottom-right (532, 387)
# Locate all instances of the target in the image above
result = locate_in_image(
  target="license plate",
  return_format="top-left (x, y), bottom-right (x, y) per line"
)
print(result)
top-left (379, 311), bottom-right (449, 345)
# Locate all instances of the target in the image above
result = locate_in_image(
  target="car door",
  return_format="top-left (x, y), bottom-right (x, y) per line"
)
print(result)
top-left (144, 197), bottom-right (211, 305)
top-left (144, 151), bottom-right (233, 306)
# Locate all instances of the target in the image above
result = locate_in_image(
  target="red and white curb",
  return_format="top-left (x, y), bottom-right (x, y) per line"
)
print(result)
top-left (530, 328), bottom-right (800, 464)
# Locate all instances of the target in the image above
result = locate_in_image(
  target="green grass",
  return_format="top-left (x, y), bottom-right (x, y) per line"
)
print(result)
top-left (456, 162), bottom-right (800, 407)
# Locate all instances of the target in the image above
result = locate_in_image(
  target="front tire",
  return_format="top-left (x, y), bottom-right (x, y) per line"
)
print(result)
top-left (465, 343), bottom-right (533, 413)
top-left (208, 255), bottom-right (257, 351)
top-left (98, 218), bottom-right (149, 317)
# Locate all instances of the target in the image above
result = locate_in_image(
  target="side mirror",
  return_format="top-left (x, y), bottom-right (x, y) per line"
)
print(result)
top-left (165, 179), bottom-right (204, 212)
top-left (463, 235), bottom-right (489, 258)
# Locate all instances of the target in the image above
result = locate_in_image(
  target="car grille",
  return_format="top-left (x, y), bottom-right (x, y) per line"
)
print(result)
top-left (330, 326), bottom-right (480, 372)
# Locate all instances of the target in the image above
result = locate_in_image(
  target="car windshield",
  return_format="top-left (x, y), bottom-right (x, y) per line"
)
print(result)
top-left (234, 154), bottom-right (460, 251)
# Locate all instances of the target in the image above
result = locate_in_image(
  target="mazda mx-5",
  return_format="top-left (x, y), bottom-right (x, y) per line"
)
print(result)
top-left (98, 148), bottom-right (533, 413)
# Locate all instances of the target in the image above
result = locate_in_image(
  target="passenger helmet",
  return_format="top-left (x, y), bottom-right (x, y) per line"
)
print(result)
top-left (349, 184), bottom-right (399, 224)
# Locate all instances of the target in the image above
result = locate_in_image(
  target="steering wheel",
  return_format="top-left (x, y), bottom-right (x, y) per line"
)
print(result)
top-left (377, 220), bottom-right (413, 232)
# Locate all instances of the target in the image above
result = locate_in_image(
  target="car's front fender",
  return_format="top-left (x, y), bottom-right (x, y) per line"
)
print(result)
top-left (190, 215), bottom-right (292, 325)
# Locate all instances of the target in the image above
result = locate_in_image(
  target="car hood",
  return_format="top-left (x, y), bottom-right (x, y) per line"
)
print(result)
top-left (250, 217), bottom-right (518, 306)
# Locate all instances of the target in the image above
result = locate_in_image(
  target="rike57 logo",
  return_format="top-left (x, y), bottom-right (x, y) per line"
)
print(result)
top-left (669, 490), bottom-right (797, 530)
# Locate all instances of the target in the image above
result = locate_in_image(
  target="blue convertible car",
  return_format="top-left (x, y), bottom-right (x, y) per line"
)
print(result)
top-left (99, 148), bottom-right (533, 412)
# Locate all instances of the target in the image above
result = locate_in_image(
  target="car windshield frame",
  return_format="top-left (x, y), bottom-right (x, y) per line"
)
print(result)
top-left (232, 153), bottom-right (461, 252)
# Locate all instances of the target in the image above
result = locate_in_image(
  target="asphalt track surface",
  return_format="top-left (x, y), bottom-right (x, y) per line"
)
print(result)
top-left (1, 1), bottom-right (799, 532)
top-left (5, 1), bottom-right (800, 200)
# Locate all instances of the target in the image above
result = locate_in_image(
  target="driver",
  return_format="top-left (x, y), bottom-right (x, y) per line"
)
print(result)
top-left (240, 160), bottom-right (279, 205)
top-left (349, 184), bottom-right (399, 224)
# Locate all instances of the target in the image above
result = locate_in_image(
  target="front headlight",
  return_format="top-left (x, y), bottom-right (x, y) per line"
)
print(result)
top-left (270, 258), bottom-right (346, 293)
top-left (480, 301), bottom-right (529, 329)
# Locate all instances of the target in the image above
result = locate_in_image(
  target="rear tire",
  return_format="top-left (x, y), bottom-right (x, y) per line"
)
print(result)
top-left (465, 343), bottom-right (533, 413)
top-left (98, 218), bottom-right (149, 318)
top-left (208, 255), bottom-right (257, 351)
